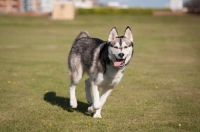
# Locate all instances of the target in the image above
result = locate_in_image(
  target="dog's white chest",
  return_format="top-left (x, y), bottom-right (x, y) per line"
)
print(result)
top-left (95, 65), bottom-right (124, 87)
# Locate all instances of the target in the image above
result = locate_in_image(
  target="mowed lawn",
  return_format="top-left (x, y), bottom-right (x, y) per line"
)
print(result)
top-left (0, 14), bottom-right (200, 132)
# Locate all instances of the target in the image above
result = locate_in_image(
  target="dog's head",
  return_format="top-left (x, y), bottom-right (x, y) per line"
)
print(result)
top-left (108, 26), bottom-right (134, 68)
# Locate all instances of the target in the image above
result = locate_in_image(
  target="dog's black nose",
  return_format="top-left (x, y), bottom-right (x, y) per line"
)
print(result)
top-left (118, 53), bottom-right (124, 58)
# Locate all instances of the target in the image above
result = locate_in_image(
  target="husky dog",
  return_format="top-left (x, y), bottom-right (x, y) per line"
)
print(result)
top-left (68, 27), bottom-right (134, 118)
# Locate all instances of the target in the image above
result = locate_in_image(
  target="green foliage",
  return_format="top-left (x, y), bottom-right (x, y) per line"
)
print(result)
top-left (76, 8), bottom-right (153, 15)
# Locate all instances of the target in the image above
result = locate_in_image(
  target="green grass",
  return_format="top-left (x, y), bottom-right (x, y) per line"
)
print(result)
top-left (0, 14), bottom-right (200, 131)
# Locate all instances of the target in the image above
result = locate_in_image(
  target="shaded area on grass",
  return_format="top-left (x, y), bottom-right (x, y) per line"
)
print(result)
top-left (44, 92), bottom-right (91, 116)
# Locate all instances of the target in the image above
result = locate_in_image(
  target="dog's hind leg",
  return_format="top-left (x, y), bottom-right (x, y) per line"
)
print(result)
top-left (69, 62), bottom-right (84, 108)
top-left (85, 78), bottom-right (93, 104)
top-left (69, 83), bottom-right (78, 108)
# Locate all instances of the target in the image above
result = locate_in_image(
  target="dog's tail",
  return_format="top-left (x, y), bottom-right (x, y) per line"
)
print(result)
top-left (75, 31), bottom-right (89, 41)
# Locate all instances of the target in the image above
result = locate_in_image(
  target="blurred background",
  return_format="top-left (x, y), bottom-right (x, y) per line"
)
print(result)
top-left (0, 0), bottom-right (199, 19)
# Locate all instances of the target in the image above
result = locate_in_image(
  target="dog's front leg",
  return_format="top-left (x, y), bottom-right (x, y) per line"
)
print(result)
top-left (88, 82), bottom-right (100, 113)
top-left (93, 87), bottom-right (113, 118)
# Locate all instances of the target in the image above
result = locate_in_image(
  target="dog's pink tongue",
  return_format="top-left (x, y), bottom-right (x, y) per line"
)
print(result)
top-left (114, 61), bottom-right (123, 67)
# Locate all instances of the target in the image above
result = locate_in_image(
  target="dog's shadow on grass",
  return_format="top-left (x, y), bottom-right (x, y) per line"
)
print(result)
top-left (43, 92), bottom-right (91, 116)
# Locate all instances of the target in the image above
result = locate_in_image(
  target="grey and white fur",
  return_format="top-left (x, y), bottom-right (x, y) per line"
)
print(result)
top-left (68, 26), bottom-right (134, 118)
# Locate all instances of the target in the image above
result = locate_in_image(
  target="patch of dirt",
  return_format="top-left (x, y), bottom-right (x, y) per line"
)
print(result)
top-left (153, 11), bottom-right (186, 16)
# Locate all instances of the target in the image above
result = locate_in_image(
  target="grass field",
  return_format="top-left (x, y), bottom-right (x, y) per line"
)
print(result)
top-left (0, 14), bottom-right (200, 131)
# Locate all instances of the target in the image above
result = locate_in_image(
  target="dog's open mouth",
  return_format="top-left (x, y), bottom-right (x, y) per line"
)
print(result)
top-left (114, 58), bottom-right (126, 67)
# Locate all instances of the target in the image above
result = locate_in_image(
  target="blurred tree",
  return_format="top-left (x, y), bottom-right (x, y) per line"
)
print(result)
top-left (184, 0), bottom-right (200, 13)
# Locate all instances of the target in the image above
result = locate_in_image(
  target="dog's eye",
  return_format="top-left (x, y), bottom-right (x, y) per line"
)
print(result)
top-left (114, 46), bottom-right (118, 49)
top-left (124, 46), bottom-right (128, 49)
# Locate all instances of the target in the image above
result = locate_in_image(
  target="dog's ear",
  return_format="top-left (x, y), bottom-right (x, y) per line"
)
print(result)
top-left (124, 26), bottom-right (133, 42)
top-left (108, 27), bottom-right (118, 42)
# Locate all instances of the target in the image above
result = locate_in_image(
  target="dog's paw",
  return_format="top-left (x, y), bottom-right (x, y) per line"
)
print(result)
top-left (88, 106), bottom-right (95, 113)
top-left (93, 113), bottom-right (102, 118)
top-left (70, 99), bottom-right (77, 108)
